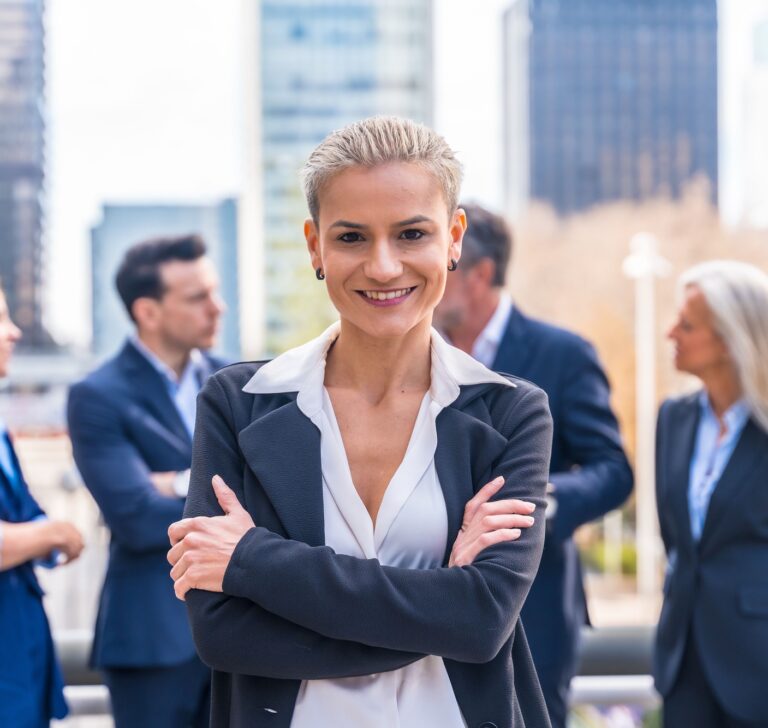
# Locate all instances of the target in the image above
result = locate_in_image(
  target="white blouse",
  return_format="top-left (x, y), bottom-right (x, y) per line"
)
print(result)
top-left (243, 323), bottom-right (514, 728)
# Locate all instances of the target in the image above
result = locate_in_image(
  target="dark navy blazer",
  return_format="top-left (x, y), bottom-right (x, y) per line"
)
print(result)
top-left (67, 340), bottom-right (224, 668)
top-left (492, 309), bottom-right (633, 681)
top-left (183, 362), bottom-right (554, 728)
top-left (0, 435), bottom-right (68, 725)
top-left (654, 393), bottom-right (768, 723)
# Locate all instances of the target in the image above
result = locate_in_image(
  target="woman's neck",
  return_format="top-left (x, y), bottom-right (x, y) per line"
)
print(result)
top-left (702, 366), bottom-right (742, 420)
top-left (324, 319), bottom-right (432, 405)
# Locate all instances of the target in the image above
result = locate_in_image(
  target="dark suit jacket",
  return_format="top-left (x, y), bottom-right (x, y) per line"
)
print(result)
top-left (654, 393), bottom-right (768, 722)
top-left (0, 434), bottom-right (68, 724)
top-left (492, 309), bottom-right (633, 680)
top-left (67, 340), bottom-right (225, 668)
top-left (183, 362), bottom-right (554, 728)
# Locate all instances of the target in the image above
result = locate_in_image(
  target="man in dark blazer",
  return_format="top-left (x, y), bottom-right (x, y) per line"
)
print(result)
top-left (68, 235), bottom-right (226, 728)
top-left (435, 203), bottom-right (633, 728)
top-left (0, 282), bottom-right (84, 727)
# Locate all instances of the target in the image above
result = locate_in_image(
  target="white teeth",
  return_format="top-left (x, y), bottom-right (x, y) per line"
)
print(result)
top-left (363, 288), bottom-right (412, 301)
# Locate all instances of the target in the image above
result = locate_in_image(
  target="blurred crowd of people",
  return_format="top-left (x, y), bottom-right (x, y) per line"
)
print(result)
top-left (2, 117), bottom-right (767, 728)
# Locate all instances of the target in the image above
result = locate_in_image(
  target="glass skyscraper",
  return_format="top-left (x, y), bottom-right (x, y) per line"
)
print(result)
top-left (0, 0), bottom-right (48, 346)
top-left (257, 0), bottom-right (433, 353)
top-left (505, 0), bottom-right (718, 216)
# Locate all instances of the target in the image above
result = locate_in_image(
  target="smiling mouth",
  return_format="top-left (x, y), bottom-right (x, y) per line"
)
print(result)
top-left (358, 286), bottom-right (416, 301)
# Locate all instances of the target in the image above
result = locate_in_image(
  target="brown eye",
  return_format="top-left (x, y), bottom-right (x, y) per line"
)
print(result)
top-left (400, 229), bottom-right (425, 241)
top-left (338, 232), bottom-right (364, 243)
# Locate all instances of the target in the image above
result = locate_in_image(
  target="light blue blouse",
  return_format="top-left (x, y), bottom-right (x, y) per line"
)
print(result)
top-left (687, 392), bottom-right (750, 541)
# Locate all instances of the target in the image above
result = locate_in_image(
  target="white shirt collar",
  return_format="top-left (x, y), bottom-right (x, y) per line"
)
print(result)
top-left (242, 321), bottom-right (515, 417)
top-left (471, 293), bottom-right (513, 369)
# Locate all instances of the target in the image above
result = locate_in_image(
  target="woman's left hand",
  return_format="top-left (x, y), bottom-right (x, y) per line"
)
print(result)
top-left (167, 475), bottom-right (255, 601)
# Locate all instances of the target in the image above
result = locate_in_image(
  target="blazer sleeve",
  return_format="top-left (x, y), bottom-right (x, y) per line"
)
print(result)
top-left (547, 339), bottom-right (633, 542)
top-left (220, 385), bottom-right (552, 664)
top-left (67, 380), bottom-right (185, 553)
top-left (655, 399), bottom-right (673, 557)
top-left (184, 376), bottom-right (423, 678)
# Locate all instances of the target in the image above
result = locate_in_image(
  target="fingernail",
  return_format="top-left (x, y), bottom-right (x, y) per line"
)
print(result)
top-left (524, 501), bottom-right (536, 512)
top-left (212, 475), bottom-right (224, 488)
top-left (525, 516), bottom-right (535, 525)
top-left (493, 476), bottom-right (505, 485)
top-left (511, 529), bottom-right (522, 537)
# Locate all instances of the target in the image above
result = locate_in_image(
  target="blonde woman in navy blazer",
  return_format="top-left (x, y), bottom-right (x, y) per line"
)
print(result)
top-left (168, 117), bottom-right (553, 728)
top-left (655, 261), bottom-right (768, 727)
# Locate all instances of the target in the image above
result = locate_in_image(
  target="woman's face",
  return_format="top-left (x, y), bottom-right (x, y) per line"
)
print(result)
top-left (667, 285), bottom-right (729, 378)
top-left (305, 162), bottom-right (466, 340)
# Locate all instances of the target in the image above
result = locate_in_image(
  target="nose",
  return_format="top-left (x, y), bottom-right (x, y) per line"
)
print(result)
top-left (9, 320), bottom-right (22, 342)
top-left (210, 293), bottom-right (226, 316)
top-left (666, 322), bottom-right (678, 340)
top-left (364, 239), bottom-right (403, 282)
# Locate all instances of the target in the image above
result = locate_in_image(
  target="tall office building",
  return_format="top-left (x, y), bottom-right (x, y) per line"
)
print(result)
top-left (504, 0), bottom-right (718, 216)
top-left (90, 200), bottom-right (240, 361)
top-left (248, 0), bottom-right (433, 354)
top-left (0, 0), bottom-right (49, 347)
top-left (720, 0), bottom-right (768, 228)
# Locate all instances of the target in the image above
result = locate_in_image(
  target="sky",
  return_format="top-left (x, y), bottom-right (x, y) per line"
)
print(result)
top-left (45, 0), bottom-right (509, 347)
top-left (44, 0), bottom-right (765, 347)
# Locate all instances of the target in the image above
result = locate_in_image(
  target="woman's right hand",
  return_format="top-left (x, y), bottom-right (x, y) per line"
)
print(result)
top-left (448, 476), bottom-right (536, 567)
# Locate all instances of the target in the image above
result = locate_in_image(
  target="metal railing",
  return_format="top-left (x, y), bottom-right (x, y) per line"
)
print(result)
top-left (57, 626), bottom-right (659, 717)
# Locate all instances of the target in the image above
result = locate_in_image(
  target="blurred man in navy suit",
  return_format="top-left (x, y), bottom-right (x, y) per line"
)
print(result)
top-left (0, 282), bottom-right (84, 727)
top-left (435, 204), bottom-right (633, 728)
top-left (68, 235), bottom-right (226, 728)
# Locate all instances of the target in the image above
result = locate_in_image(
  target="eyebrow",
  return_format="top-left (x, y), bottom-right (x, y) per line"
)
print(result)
top-left (329, 220), bottom-right (366, 229)
top-left (328, 215), bottom-right (434, 230)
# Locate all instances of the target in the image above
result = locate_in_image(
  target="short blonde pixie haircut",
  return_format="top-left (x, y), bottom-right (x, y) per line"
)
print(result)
top-left (301, 116), bottom-right (464, 224)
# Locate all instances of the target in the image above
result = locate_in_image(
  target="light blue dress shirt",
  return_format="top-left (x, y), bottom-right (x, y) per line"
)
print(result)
top-left (687, 393), bottom-right (750, 541)
top-left (131, 337), bottom-right (206, 438)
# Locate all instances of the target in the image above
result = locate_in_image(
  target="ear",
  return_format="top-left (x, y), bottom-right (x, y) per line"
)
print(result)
top-left (132, 297), bottom-right (161, 333)
top-left (304, 218), bottom-right (322, 271)
top-left (448, 208), bottom-right (467, 265)
top-left (470, 257), bottom-right (496, 287)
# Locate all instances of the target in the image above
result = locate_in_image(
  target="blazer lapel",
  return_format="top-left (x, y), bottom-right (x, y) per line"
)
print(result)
top-left (699, 420), bottom-right (768, 554)
top-left (119, 342), bottom-right (192, 454)
top-left (667, 397), bottom-right (700, 552)
top-left (435, 397), bottom-right (509, 564)
top-left (237, 399), bottom-right (325, 547)
top-left (491, 307), bottom-right (534, 376)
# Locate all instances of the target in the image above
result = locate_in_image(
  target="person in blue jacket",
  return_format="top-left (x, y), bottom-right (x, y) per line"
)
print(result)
top-left (435, 203), bottom-right (633, 728)
top-left (168, 116), bottom-right (553, 728)
top-left (0, 282), bottom-right (84, 727)
top-left (655, 261), bottom-right (768, 727)
top-left (67, 235), bottom-right (226, 728)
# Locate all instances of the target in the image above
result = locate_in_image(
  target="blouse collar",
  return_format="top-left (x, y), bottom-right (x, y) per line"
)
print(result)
top-left (242, 321), bottom-right (514, 418)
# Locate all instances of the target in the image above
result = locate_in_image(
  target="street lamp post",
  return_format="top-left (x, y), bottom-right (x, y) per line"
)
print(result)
top-left (622, 233), bottom-right (671, 597)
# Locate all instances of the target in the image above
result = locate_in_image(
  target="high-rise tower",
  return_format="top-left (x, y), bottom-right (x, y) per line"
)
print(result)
top-left (505, 0), bottom-right (718, 216)
top-left (0, 0), bottom-right (49, 346)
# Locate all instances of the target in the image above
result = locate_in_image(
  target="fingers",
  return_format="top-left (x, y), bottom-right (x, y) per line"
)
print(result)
top-left (168, 517), bottom-right (196, 546)
top-left (212, 475), bottom-right (244, 515)
top-left (480, 498), bottom-right (536, 517)
top-left (451, 528), bottom-right (523, 568)
top-left (476, 513), bottom-right (535, 531)
top-left (462, 476), bottom-right (505, 523)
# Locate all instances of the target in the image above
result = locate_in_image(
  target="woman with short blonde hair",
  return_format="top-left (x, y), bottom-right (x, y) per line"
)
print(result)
top-left (169, 117), bottom-right (553, 728)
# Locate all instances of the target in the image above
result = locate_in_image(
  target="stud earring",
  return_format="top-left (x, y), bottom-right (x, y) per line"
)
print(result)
top-left (315, 268), bottom-right (325, 281)
top-left (447, 259), bottom-right (458, 272)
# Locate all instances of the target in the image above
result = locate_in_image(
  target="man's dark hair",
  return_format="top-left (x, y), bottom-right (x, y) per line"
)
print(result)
top-left (115, 234), bottom-right (207, 321)
top-left (459, 203), bottom-right (512, 287)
